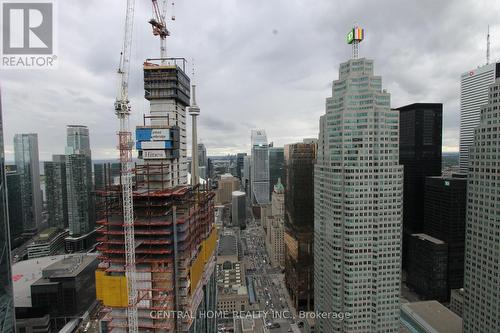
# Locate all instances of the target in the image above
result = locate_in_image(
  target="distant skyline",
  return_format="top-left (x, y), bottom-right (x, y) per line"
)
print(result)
top-left (2, 0), bottom-right (500, 160)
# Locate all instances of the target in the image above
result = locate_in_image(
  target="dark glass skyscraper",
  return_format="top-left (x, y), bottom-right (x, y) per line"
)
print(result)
top-left (5, 166), bottom-right (23, 249)
top-left (0, 88), bottom-right (15, 333)
top-left (397, 103), bottom-right (442, 267)
top-left (94, 162), bottom-right (120, 191)
top-left (236, 153), bottom-right (246, 179)
top-left (269, 147), bottom-right (284, 199)
top-left (45, 155), bottom-right (68, 230)
top-left (65, 126), bottom-right (94, 237)
top-left (284, 141), bottom-right (315, 311)
top-left (13, 133), bottom-right (42, 235)
top-left (425, 174), bottom-right (467, 296)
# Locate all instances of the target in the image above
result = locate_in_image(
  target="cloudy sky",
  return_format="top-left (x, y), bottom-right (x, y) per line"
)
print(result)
top-left (2, 0), bottom-right (500, 160)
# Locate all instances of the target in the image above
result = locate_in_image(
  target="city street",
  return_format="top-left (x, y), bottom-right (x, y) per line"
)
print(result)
top-left (242, 216), bottom-right (297, 330)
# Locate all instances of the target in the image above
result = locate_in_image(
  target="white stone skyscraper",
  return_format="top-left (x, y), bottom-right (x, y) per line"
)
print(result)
top-left (459, 62), bottom-right (499, 172)
top-left (314, 58), bottom-right (403, 332)
top-left (463, 78), bottom-right (500, 333)
top-left (251, 129), bottom-right (270, 205)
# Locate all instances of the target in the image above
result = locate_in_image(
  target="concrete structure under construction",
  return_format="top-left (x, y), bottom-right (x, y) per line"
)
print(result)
top-left (96, 58), bottom-right (217, 333)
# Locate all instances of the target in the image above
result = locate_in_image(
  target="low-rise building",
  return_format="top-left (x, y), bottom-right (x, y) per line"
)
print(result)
top-left (13, 254), bottom-right (99, 332)
top-left (407, 233), bottom-right (448, 301)
top-left (400, 301), bottom-right (463, 333)
top-left (217, 232), bottom-right (239, 264)
top-left (26, 228), bottom-right (68, 259)
top-left (216, 261), bottom-right (248, 314)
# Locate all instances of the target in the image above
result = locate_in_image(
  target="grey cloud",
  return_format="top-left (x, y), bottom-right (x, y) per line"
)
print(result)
top-left (2, 0), bottom-right (499, 160)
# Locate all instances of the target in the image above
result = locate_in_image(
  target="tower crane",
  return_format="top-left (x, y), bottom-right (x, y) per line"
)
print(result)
top-left (149, 0), bottom-right (170, 61)
top-left (114, 0), bottom-right (138, 332)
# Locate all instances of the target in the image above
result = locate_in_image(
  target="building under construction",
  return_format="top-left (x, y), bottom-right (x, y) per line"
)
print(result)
top-left (95, 59), bottom-right (217, 333)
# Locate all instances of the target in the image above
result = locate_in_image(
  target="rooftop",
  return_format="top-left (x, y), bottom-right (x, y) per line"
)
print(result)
top-left (12, 254), bottom-right (99, 308)
top-left (218, 234), bottom-right (238, 257)
top-left (411, 233), bottom-right (445, 245)
top-left (41, 254), bottom-right (97, 278)
top-left (31, 227), bottom-right (66, 244)
top-left (401, 301), bottom-right (463, 333)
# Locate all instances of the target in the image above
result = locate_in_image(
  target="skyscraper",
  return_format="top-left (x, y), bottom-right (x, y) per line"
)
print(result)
top-left (97, 58), bottom-right (217, 333)
top-left (65, 126), bottom-right (94, 237)
top-left (0, 87), bottom-right (15, 333)
top-left (94, 162), bottom-right (121, 190)
top-left (44, 155), bottom-right (68, 230)
top-left (268, 146), bottom-right (284, 199)
top-left (198, 142), bottom-right (207, 168)
top-left (266, 179), bottom-right (285, 269)
top-left (231, 191), bottom-right (246, 229)
top-left (6, 166), bottom-right (23, 249)
top-left (284, 140), bottom-right (316, 311)
top-left (242, 155), bottom-right (251, 194)
top-left (314, 57), bottom-right (403, 332)
top-left (424, 174), bottom-right (467, 296)
top-left (236, 153), bottom-right (247, 179)
top-left (396, 103), bottom-right (442, 267)
top-left (64, 126), bottom-right (95, 252)
top-left (459, 62), bottom-right (500, 172)
top-left (463, 78), bottom-right (500, 332)
top-left (251, 129), bottom-right (269, 205)
top-left (14, 133), bottom-right (42, 235)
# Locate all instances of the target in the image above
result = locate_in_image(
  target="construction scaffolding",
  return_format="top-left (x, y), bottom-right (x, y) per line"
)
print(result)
top-left (95, 168), bottom-right (217, 333)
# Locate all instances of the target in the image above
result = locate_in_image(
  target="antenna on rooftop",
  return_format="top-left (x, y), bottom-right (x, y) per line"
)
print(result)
top-left (347, 25), bottom-right (364, 59)
top-left (487, 25), bottom-right (491, 65)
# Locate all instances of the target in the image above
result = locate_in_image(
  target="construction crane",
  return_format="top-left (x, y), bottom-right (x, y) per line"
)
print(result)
top-left (114, 0), bottom-right (138, 332)
top-left (149, 0), bottom-right (170, 61)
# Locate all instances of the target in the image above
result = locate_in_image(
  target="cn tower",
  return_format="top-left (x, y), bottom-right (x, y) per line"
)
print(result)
top-left (188, 84), bottom-right (200, 186)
